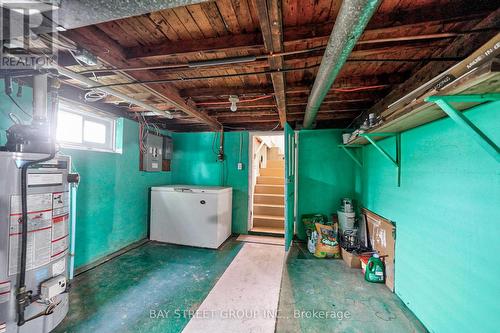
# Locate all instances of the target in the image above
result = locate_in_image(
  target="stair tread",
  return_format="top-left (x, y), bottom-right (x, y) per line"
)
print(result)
top-left (254, 214), bottom-right (285, 221)
top-left (254, 193), bottom-right (284, 197)
top-left (250, 226), bottom-right (284, 235)
top-left (254, 203), bottom-right (285, 208)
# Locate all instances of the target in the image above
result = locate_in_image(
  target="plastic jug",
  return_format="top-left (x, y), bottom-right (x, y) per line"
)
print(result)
top-left (365, 253), bottom-right (385, 283)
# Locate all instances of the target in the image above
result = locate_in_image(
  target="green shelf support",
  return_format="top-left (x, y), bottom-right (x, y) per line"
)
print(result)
top-left (359, 133), bottom-right (401, 186)
top-left (426, 94), bottom-right (500, 163)
top-left (338, 144), bottom-right (363, 168)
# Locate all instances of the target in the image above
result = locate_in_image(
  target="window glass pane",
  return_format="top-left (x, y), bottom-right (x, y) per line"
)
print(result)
top-left (83, 120), bottom-right (107, 144)
top-left (56, 110), bottom-right (83, 143)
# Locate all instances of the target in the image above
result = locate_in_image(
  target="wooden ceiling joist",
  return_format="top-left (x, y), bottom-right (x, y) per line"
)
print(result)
top-left (367, 8), bottom-right (500, 116)
top-left (62, 26), bottom-right (222, 130)
top-left (255, 0), bottom-right (287, 128)
top-left (56, 0), bottom-right (497, 131)
top-left (179, 73), bottom-right (406, 98)
top-left (124, 14), bottom-right (488, 60)
top-left (215, 112), bottom-right (358, 124)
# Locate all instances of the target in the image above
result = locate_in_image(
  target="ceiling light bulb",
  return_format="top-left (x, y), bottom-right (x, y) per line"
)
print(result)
top-left (229, 95), bottom-right (239, 112)
top-left (230, 102), bottom-right (237, 112)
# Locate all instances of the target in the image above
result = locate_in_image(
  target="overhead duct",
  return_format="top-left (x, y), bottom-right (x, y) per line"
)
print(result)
top-left (302, 0), bottom-right (381, 129)
top-left (56, 66), bottom-right (173, 119)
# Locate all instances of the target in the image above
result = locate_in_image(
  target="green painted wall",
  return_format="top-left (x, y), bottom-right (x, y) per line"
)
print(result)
top-left (0, 81), bottom-right (33, 145)
top-left (296, 129), bottom-right (356, 240)
top-left (67, 119), bottom-right (171, 268)
top-left (284, 123), bottom-right (295, 250)
top-left (357, 102), bottom-right (500, 333)
top-left (0, 82), bottom-right (172, 268)
top-left (171, 131), bottom-right (249, 234)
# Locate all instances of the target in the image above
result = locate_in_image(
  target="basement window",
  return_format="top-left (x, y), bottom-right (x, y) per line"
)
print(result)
top-left (56, 100), bottom-right (119, 153)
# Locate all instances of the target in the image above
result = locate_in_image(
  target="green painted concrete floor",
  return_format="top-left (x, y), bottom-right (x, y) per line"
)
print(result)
top-left (276, 243), bottom-right (427, 333)
top-left (55, 239), bottom-right (426, 333)
top-left (54, 239), bottom-right (243, 333)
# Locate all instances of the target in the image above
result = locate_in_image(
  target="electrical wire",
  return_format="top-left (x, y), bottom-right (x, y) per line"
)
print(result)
top-left (136, 110), bottom-right (162, 154)
top-left (84, 90), bottom-right (108, 102)
top-left (84, 64), bottom-right (322, 90)
top-left (220, 125), bottom-right (248, 130)
top-left (344, 110), bottom-right (367, 130)
top-left (9, 112), bottom-right (22, 124)
top-left (211, 131), bottom-right (219, 156)
top-left (75, 46), bottom-right (328, 75)
top-left (331, 85), bottom-right (388, 92)
top-left (238, 132), bottom-right (243, 164)
top-left (7, 94), bottom-right (31, 119)
top-left (270, 122), bottom-right (281, 131)
top-left (68, 49), bottom-right (109, 102)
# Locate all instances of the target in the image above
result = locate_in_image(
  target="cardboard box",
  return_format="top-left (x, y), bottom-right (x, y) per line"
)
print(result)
top-left (341, 247), bottom-right (361, 268)
top-left (362, 208), bottom-right (396, 291)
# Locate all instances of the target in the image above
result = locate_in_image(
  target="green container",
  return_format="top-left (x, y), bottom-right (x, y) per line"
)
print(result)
top-left (365, 254), bottom-right (385, 283)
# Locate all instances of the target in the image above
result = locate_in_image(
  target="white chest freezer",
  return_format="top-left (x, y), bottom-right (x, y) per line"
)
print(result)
top-left (150, 185), bottom-right (232, 249)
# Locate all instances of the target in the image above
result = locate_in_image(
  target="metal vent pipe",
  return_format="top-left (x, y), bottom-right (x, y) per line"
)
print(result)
top-left (32, 73), bottom-right (48, 124)
top-left (302, 0), bottom-right (381, 129)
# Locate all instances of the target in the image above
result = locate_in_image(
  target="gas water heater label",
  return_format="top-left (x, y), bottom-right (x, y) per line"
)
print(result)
top-left (10, 193), bottom-right (52, 213)
top-left (52, 215), bottom-right (69, 241)
top-left (51, 236), bottom-right (69, 260)
top-left (52, 258), bottom-right (66, 276)
top-left (0, 281), bottom-right (11, 304)
top-left (52, 192), bottom-right (69, 217)
top-left (28, 173), bottom-right (63, 187)
top-left (8, 191), bottom-right (70, 276)
top-left (8, 228), bottom-right (52, 276)
top-left (8, 193), bottom-right (54, 276)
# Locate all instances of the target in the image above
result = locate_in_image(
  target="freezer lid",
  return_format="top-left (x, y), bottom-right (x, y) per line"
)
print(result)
top-left (151, 185), bottom-right (232, 194)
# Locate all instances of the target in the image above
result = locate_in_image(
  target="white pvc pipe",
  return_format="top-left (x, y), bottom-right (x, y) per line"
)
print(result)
top-left (69, 183), bottom-right (77, 280)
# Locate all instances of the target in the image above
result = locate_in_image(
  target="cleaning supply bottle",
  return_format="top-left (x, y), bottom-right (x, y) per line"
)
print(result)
top-left (365, 253), bottom-right (385, 283)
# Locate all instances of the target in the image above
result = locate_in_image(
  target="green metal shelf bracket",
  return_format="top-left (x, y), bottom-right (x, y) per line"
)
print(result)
top-left (359, 133), bottom-right (401, 186)
top-left (426, 94), bottom-right (500, 163)
top-left (338, 144), bottom-right (363, 168)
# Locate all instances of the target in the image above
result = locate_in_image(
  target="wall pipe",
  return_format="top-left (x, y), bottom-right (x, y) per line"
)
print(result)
top-left (56, 66), bottom-right (173, 119)
top-left (302, 0), bottom-right (381, 129)
top-left (69, 182), bottom-right (78, 280)
top-left (32, 74), bottom-right (48, 124)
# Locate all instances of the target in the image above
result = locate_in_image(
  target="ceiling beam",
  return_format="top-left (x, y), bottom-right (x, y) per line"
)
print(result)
top-left (255, 0), bottom-right (287, 128)
top-left (127, 33), bottom-right (263, 59)
top-left (125, 14), bottom-right (488, 60)
top-left (179, 73), bottom-right (406, 98)
top-left (210, 109), bottom-right (365, 118)
top-left (59, 83), bottom-right (134, 120)
top-left (367, 9), bottom-right (500, 115)
top-left (61, 26), bottom-right (221, 129)
top-left (147, 40), bottom-right (452, 77)
top-left (215, 112), bottom-right (358, 124)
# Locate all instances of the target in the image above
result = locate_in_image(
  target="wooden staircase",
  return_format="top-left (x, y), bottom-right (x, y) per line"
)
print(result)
top-left (251, 159), bottom-right (285, 235)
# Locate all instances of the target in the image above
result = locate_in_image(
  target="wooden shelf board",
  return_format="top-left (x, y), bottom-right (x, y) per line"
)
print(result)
top-left (347, 59), bottom-right (500, 145)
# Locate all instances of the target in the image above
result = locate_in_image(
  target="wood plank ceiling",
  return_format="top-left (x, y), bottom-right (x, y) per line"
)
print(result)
top-left (56, 0), bottom-right (499, 131)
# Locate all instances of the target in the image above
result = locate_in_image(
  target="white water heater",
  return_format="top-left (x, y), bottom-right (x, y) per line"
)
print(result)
top-left (0, 152), bottom-right (72, 333)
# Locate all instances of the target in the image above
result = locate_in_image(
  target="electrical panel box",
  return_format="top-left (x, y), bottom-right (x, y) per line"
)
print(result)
top-left (142, 133), bottom-right (163, 172)
top-left (162, 135), bottom-right (173, 160)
